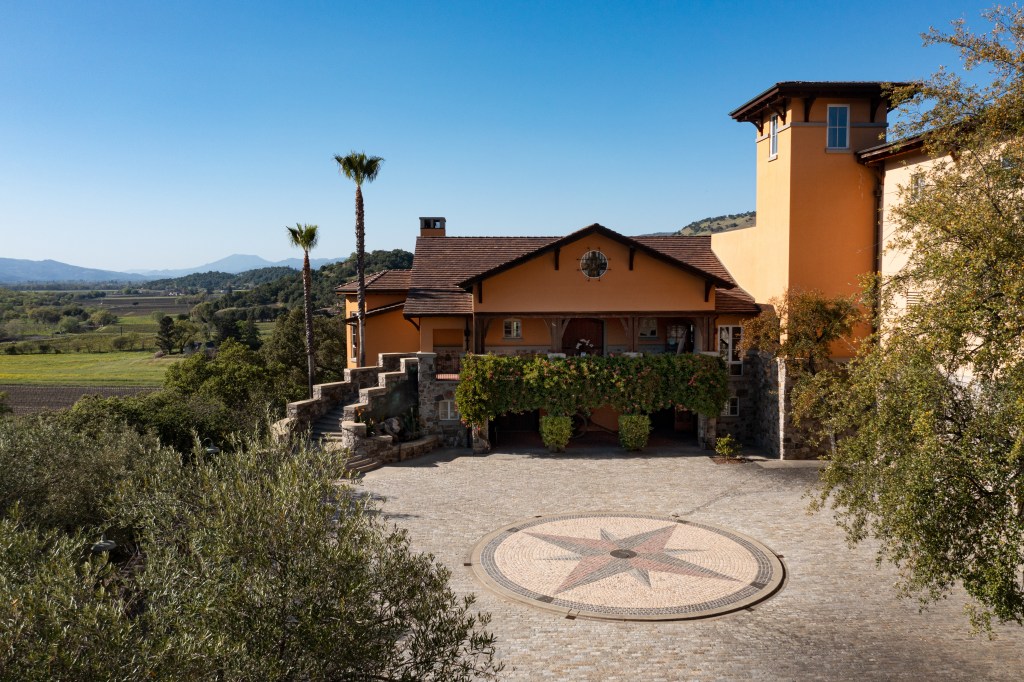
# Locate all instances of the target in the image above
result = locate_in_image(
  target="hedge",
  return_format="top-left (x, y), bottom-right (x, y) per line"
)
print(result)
top-left (454, 353), bottom-right (729, 426)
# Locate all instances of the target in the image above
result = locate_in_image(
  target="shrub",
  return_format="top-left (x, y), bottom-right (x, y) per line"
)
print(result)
top-left (0, 431), bottom-right (503, 680)
top-left (715, 433), bottom-right (739, 459)
top-left (0, 411), bottom-right (173, 533)
top-left (540, 415), bottom-right (571, 452)
top-left (618, 414), bottom-right (651, 451)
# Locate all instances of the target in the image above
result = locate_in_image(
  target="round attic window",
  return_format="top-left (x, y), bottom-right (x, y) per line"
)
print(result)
top-left (579, 250), bottom-right (608, 279)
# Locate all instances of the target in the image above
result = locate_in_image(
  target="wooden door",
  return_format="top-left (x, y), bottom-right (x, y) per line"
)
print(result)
top-left (562, 318), bottom-right (604, 356)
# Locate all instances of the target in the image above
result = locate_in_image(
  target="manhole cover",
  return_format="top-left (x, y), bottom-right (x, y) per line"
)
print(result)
top-left (470, 512), bottom-right (784, 621)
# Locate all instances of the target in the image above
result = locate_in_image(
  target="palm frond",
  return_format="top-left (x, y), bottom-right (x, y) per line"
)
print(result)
top-left (286, 223), bottom-right (319, 251)
top-left (334, 151), bottom-right (384, 186)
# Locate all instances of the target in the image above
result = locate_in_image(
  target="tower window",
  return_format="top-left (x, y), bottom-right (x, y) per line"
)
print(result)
top-left (827, 105), bottom-right (849, 150)
top-left (769, 115), bottom-right (779, 158)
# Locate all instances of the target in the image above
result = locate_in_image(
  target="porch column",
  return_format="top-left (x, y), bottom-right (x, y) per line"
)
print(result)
top-left (474, 317), bottom-right (493, 354)
top-left (618, 316), bottom-right (639, 352)
top-left (545, 317), bottom-right (569, 352)
top-left (694, 316), bottom-right (717, 353)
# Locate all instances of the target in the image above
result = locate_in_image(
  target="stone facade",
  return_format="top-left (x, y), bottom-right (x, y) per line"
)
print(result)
top-left (714, 359), bottom-right (756, 446)
top-left (741, 351), bottom-right (824, 460)
top-left (415, 352), bottom-right (472, 448)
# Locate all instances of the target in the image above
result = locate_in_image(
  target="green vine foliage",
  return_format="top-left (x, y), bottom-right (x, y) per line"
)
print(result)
top-left (455, 353), bottom-right (729, 426)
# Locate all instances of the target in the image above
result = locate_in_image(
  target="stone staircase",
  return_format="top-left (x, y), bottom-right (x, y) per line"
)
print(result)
top-left (308, 403), bottom-right (384, 474)
top-left (301, 356), bottom-right (441, 475)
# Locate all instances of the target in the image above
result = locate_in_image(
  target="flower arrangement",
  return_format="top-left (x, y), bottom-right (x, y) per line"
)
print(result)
top-left (574, 338), bottom-right (595, 355)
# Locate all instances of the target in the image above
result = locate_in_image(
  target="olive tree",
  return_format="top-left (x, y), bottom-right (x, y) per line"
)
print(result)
top-left (812, 6), bottom-right (1024, 630)
top-left (0, 416), bottom-right (503, 680)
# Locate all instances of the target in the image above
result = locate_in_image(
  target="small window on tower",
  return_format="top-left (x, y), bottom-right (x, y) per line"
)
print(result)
top-left (827, 105), bottom-right (850, 150)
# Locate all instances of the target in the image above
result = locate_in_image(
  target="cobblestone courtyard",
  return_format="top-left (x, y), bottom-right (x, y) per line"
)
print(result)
top-left (361, 446), bottom-right (1024, 680)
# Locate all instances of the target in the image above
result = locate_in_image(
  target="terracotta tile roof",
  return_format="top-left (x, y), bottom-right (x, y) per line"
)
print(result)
top-left (343, 301), bottom-right (405, 323)
top-left (335, 269), bottom-right (411, 293)
top-left (405, 236), bottom-right (556, 317)
top-left (632, 235), bottom-right (736, 286)
top-left (857, 133), bottom-right (926, 165)
top-left (714, 286), bottom-right (760, 314)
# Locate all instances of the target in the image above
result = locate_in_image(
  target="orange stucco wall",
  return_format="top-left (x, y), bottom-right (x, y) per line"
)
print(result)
top-left (418, 316), bottom-right (468, 353)
top-left (482, 317), bottom-right (552, 351)
top-left (711, 102), bottom-right (792, 306)
top-left (347, 306), bottom-right (421, 368)
top-left (788, 98), bottom-right (883, 300)
top-left (343, 291), bottom-right (418, 368)
top-left (474, 233), bottom-right (715, 314)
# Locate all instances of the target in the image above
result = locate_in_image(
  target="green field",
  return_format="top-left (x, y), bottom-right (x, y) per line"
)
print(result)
top-left (0, 352), bottom-right (180, 386)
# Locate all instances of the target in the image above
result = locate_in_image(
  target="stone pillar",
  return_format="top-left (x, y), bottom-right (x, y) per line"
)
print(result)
top-left (697, 414), bottom-right (717, 450)
top-left (416, 352), bottom-right (438, 434)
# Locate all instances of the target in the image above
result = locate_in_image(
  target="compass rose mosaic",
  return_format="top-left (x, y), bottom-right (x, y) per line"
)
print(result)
top-left (469, 512), bottom-right (784, 621)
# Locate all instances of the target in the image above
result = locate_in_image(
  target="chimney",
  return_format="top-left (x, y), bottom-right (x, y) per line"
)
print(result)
top-left (419, 216), bottom-right (446, 237)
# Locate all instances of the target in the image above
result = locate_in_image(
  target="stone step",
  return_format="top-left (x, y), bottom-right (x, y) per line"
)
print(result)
top-left (346, 458), bottom-right (382, 474)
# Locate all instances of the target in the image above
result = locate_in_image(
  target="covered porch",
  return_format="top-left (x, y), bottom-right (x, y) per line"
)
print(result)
top-left (470, 312), bottom-right (721, 356)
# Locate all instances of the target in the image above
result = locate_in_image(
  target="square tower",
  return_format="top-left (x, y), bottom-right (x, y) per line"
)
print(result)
top-left (712, 81), bottom-right (907, 307)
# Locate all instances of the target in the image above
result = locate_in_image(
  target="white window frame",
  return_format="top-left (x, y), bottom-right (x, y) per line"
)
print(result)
top-left (718, 325), bottom-right (743, 376)
top-left (349, 324), bottom-right (357, 359)
top-left (638, 318), bottom-right (658, 339)
top-left (769, 114), bottom-right (779, 159)
top-left (911, 173), bottom-right (926, 200)
top-left (503, 318), bottom-right (522, 340)
top-left (438, 399), bottom-right (459, 421)
top-left (827, 104), bottom-right (850, 150)
top-left (721, 396), bottom-right (739, 417)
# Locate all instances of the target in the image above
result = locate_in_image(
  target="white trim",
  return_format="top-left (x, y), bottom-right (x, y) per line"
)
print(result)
top-left (718, 325), bottom-right (743, 376)
top-left (502, 318), bottom-right (522, 340)
top-left (769, 114), bottom-right (779, 159)
top-left (721, 396), bottom-right (739, 418)
top-left (438, 399), bottom-right (460, 421)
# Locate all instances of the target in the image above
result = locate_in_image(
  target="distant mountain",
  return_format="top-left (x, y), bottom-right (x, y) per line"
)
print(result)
top-left (676, 211), bottom-right (755, 236)
top-left (0, 258), bottom-right (144, 284)
top-left (130, 254), bottom-right (344, 278)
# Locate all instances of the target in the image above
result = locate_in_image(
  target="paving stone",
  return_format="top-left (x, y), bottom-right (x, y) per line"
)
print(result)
top-left (361, 444), bottom-right (1024, 681)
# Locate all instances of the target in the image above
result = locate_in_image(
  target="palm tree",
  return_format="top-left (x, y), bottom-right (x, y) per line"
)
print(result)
top-left (334, 151), bottom-right (383, 367)
top-left (287, 223), bottom-right (320, 399)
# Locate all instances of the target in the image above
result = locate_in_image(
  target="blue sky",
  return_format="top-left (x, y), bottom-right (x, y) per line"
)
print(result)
top-left (0, 0), bottom-right (995, 271)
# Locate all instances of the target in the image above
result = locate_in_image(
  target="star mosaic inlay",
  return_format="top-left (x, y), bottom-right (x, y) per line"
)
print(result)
top-left (470, 512), bottom-right (785, 621)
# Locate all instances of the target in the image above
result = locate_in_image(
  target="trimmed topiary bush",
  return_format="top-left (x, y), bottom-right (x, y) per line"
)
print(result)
top-left (540, 415), bottom-right (572, 453)
top-left (618, 414), bottom-right (651, 451)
